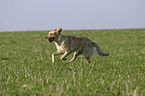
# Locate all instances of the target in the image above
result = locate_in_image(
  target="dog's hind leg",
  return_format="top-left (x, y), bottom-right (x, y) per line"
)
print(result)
top-left (84, 57), bottom-right (91, 64)
top-left (83, 47), bottom-right (93, 64)
top-left (68, 51), bottom-right (82, 63)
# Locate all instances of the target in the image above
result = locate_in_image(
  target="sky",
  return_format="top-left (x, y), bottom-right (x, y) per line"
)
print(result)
top-left (0, 0), bottom-right (145, 31)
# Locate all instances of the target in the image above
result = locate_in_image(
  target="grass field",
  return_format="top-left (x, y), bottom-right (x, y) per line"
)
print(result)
top-left (0, 29), bottom-right (145, 96)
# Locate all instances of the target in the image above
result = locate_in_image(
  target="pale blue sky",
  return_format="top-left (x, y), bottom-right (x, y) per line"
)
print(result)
top-left (0, 0), bottom-right (145, 31)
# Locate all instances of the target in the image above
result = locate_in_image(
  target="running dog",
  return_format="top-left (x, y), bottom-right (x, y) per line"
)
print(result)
top-left (45, 27), bottom-right (109, 63)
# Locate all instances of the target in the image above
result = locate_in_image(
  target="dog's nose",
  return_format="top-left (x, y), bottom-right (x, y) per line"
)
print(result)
top-left (45, 37), bottom-right (47, 39)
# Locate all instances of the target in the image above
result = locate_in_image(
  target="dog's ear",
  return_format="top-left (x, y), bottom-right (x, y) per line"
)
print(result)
top-left (56, 27), bottom-right (62, 34)
top-left (58, 27), bottom-right (62, 33)
top-left (54, 27), bottom-right (62, 34)
top-left (55, 27), bottom-right (60, 31)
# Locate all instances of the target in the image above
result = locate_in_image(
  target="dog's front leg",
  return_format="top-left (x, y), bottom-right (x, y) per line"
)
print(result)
top-left (52, 51), bottom-right (64, 62)
top-left (61, 51), bottom-right (72, 61)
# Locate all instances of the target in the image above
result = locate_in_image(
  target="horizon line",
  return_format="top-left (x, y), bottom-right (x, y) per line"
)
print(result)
top-left (0, 27), bottom-right (145, 32)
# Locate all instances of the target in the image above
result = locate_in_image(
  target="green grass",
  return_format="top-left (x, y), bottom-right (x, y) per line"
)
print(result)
top-left (0, 29), bottom-right (145, 96)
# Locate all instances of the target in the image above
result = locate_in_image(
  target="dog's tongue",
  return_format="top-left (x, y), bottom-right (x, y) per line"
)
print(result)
top-left (47, 38), bottom-right (53, 43)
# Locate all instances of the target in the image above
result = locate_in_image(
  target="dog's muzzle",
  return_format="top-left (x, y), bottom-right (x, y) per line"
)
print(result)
top-left (45, 37), bottom-right (55, 43)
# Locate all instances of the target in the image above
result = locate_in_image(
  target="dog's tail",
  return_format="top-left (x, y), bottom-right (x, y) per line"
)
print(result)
top-left (92, 42), bottom-right (109, 57)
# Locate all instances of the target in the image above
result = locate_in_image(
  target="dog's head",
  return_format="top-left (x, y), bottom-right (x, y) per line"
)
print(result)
top-left (45, 27), bottom-right (62, 43)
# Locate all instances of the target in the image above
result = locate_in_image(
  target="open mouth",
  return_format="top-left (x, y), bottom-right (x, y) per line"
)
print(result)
top-left (47, 37), bottom-right (55, 43)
